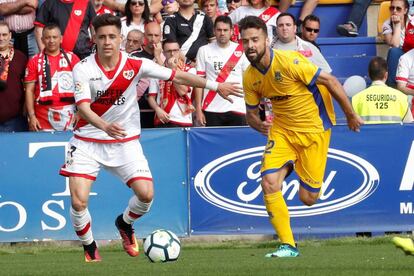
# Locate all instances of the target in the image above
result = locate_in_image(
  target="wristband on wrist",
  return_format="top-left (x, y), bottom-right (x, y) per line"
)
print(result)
top-left (205, 80), bottom-right (219, 91)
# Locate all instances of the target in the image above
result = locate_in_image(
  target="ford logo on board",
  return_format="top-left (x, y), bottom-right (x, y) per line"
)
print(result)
top-left (194, 147), bottom-right (379, 217)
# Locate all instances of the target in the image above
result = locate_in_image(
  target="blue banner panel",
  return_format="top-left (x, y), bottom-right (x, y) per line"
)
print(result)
top-left (189, 125), bottom-right (414, 236)
top-left (0, 129), bottom-right (188, 242)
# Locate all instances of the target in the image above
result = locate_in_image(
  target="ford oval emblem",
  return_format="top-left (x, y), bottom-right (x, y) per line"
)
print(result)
top-left (194, 147), bottom-right (380, 217)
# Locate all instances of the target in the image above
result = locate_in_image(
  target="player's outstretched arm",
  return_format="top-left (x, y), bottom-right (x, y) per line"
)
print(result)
top-left (173, 70), bottom-right (243, 103)
top-left (77, 102), bottom-right (127, 139)
top-left (246, 106), bottom-right (272, 136)
top-left (316, 71), bottom-right (364, 132)
top-left (397, 82), bottom-right (414, 96)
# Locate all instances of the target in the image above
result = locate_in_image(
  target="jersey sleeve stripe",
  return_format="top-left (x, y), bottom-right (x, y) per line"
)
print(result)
top-left (197, 70), bottom-right (206, 76)
top-left (406, 83), bottom-right (414, 89)
top-left (308, 67), bottom-right (321, 87)
top-left (246, 103), bottom-right (259, 109)
top-left (308, 82), bottom-right (333, 130)
top-left (76, 99), bottom-right (91, 105)
top-left (34, 21), bottom-right (45, 27)
top-left (396, 77), bottom-right (408, 82)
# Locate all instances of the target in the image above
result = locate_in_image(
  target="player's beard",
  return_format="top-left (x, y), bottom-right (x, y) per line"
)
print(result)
top-left (246, 47), bottom-right (266, 66)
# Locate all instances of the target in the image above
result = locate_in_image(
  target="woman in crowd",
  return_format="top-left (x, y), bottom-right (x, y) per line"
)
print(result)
top-left (382, 0), bottom-right (410, 86)
top-left (121, 0), bottom-right (151, 50)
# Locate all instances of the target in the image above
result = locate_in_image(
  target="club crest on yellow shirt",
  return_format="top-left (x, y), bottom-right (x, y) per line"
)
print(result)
top-left (274, 71), bottom-right (283, 82)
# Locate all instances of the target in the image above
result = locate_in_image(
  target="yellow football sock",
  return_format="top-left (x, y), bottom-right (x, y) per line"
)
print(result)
top-left (263, 191), bottom-right (295, 247)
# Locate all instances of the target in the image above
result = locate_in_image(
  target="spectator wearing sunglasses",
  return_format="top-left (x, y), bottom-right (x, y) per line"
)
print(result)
top-left (160, 0), bottom-right (179, 19)
top-left (272, 12), bottom-right (331, 73)
top-left (226, 0), bottom-right (241, 14)
top-left (383, 0), bottom-right (410, 86)
top-left (300, 14), bottom-right (320, 51)
top-left (383, 0), bottom-right (409, 48)
top-left (104, 0), bottom-right (164, 16)
top-left (121, 0), bottom-right (150, 50)
top-left (269, 0), bottom-right (319, 36)
top-left (336, 0), bottom-right (372, 37)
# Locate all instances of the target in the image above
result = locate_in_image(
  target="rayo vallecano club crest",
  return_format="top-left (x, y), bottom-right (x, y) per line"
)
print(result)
top-left (74, 10), bottom-right (82, 16)
top-left (261, 15), bottom-right (270, 21)
top-left (123, 70), bottom-right (134, 80)
top-left (234, 51), bottom-right (242, 57)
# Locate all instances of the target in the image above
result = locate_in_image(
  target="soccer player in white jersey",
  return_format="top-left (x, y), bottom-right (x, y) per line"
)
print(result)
top-left (195, 15), bottom-right (250, 126)
top-left (396, 47), bottom-right (414, 116)
top-left (59, 13), bottom-right (242, 263)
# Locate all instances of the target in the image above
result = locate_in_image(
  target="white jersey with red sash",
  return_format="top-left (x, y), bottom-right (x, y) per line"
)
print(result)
top-left (25, 50), bottom-right (80, 131)
top-left (229, 6), bottom-right (279, 43)
top-left (396, 48), bottom-right (414, 116)
top-left (72, 51), bottom-right (174, 142)
top-left (196, 41), bottom-right (249, 113)
top-left (148, 65), bottom-right (196, 126)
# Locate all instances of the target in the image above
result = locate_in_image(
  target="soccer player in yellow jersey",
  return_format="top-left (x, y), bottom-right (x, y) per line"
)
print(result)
top-left (239, 16), bottom-right (364, 257)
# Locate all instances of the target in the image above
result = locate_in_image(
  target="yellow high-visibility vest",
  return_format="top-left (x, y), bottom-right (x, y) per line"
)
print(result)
top-left (351, 81), bottom-right (409, 124)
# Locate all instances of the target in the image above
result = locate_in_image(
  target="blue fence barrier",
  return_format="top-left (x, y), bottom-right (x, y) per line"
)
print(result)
top-left (189, 125), bottom-right (414, 236)
top-left (0, 129), bottom-right (188, 242)
top-left (1, 125), bottom-right (414, 241)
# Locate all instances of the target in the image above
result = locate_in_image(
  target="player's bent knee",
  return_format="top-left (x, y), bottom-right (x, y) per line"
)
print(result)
top-left (137, 190), bottom-right (154, 203)
top-left (299, 193), bottom-right (318, 206)
top-left (71, 199), bottom-right (88, 211)
top-left (130, 179), bottom-right (154, 203)
top-left (261, 174), bottom-right (283, 194)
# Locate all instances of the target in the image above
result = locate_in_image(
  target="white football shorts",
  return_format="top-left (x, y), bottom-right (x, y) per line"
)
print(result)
top-left (60, 137), bottom-right (152, 187)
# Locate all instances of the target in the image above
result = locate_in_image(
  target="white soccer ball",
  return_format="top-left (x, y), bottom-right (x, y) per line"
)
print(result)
top-left (143, 229), bottom-right (181, 263)
top-left (343, 75), bottom-right (367, 97)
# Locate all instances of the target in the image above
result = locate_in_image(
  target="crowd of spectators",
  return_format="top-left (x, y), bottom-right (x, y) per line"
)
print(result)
top-left (0, 0), bottom-right (413, 133)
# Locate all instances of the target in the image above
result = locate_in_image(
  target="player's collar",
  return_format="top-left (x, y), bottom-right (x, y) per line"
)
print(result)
top-left (252, 47), bottom-right (273, 75)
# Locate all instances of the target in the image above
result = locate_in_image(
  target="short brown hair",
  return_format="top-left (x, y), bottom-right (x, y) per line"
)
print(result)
top-left (0, 21), bottom-right (10, 32)
top-left (92, 14), bottom-right (122, 32)
top-left (239, 16), bottom-right (267, 36)
top-left (368, 56), bottom-right (388, 81)
top-left (43, 23), bottom-right (61, 35)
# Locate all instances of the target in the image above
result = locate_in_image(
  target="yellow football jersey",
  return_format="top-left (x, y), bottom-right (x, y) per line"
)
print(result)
top-left (244, 49), bottom-right (336, 132)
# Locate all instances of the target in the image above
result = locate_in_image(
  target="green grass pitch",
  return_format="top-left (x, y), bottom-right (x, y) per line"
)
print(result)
top-left (1, 237), bottom-right (414, 275)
